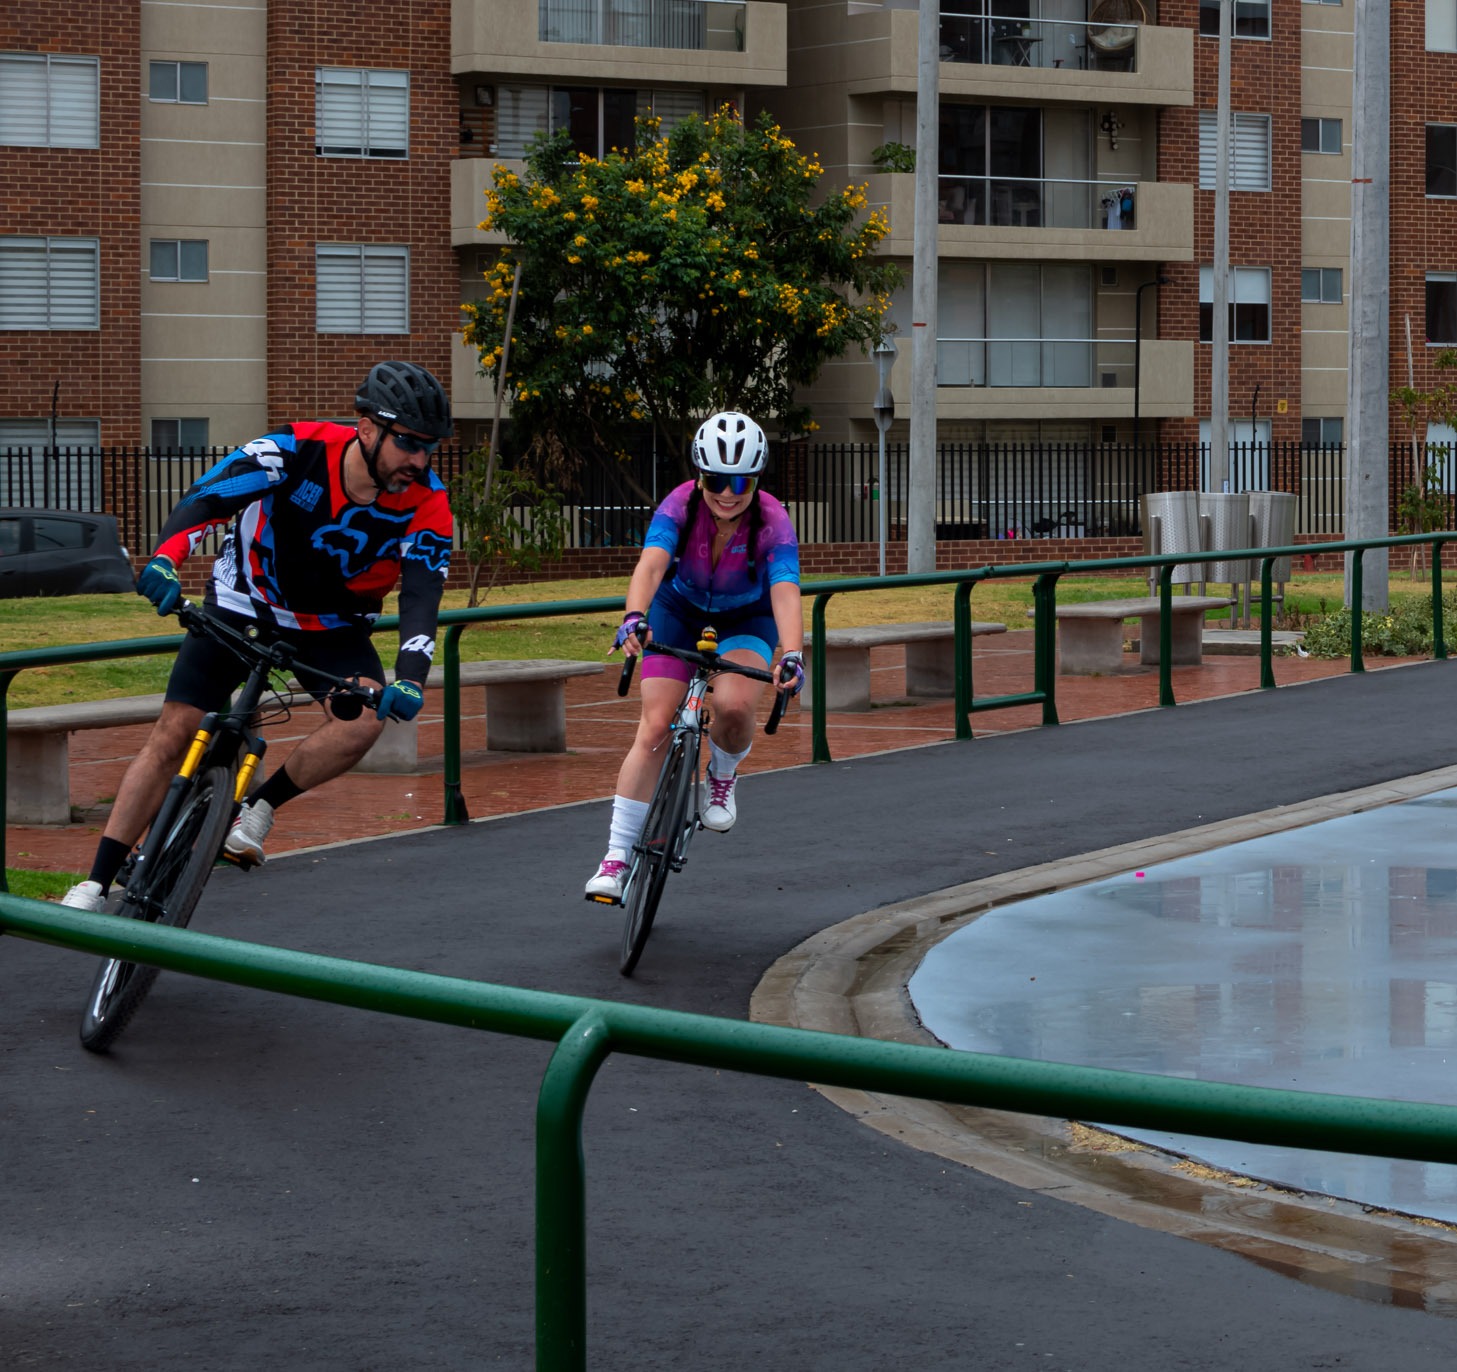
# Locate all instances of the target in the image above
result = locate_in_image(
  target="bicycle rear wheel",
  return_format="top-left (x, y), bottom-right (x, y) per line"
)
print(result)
top-left (619, 733), bottom-right (697, 977)
top-left (79, 763), bottom-right (236, 1053)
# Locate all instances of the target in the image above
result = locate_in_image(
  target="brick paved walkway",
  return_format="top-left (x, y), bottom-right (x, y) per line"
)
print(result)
top-left (6, 630), bottom-right (1409, 877)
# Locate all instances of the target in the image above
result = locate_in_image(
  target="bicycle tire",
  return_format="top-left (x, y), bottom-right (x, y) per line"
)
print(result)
top-left (79, 763), bottom-right (236, 1054)
top-left (619, 732), bottom-right (696, 977)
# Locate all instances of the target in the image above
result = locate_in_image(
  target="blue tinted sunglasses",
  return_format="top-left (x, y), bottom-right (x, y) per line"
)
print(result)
top-left (387, 428), bottom-right (441, 458)
top-left (701, 471), bottom-right (757, 497)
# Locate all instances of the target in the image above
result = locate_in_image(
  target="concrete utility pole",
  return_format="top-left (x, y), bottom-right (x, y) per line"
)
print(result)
top-left (1344, 0), bottom-right (1391, 610)
top-left (907, 0), bottom-right (940, 573)
top-left (1208, 0), bottom-right (1232, 491)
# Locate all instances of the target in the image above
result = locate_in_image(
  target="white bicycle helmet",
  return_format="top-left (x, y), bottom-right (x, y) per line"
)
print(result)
top-left (691, 411), bottom-right (768, 475)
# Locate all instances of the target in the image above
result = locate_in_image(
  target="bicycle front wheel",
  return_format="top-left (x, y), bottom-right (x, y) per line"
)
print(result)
top-left (620, 733), bottom-right (696, 977)
top-left (79, 763), bottom-right (236, 1053)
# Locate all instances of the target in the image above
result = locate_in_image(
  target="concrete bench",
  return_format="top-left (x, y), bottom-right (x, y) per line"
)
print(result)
top-left (1050, 595), bottom-right (1234, 675)
top-left (4, 659), bottom-right (607, 822)
top-left (352, 659), bottom-right (606, 773)
top-left (805, 620), bottom-right (1008, 712)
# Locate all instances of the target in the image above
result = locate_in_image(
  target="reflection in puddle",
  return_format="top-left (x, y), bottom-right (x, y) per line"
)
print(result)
top-left (909, 788), bottom-right (1457, 1224)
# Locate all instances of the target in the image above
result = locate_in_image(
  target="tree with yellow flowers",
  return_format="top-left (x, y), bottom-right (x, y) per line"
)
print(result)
top-left (461, 105), bottom-right (898, 491)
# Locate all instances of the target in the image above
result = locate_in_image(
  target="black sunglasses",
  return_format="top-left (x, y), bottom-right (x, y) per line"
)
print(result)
top-left (387, 428), bottom-right (441, 458)
top-left (701, 471), bottom-right (757, 496)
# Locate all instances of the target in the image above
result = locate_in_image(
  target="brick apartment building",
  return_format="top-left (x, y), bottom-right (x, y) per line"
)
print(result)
top-left (0, 0), bottom-right (1448, 533)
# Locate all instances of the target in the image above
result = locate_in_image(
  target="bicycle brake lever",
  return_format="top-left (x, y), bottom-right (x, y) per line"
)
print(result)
top-left (765, 686), bottom-right (792, 736)
top-left (617, 653), bottom-right (637, 696)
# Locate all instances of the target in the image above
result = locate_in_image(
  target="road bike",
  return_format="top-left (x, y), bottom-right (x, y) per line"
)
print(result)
top-left (78, 601), bottom-right (380, 1054)
top-left (604, 629), bottom-right (791, 977)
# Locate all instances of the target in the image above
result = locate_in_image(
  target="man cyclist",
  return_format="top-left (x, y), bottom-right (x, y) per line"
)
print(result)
top-left (62, 361), bottom-right (454, 911)
top-left (585, 411), bottom-right (804, 902)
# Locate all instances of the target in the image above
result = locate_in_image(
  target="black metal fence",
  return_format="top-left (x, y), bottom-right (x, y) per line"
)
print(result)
top-left (0, 440), bottom-right (1363, 553)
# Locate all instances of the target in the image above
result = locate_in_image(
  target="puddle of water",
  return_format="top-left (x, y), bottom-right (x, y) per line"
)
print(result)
top-left (909, 788), bottom-right (1457, 1224)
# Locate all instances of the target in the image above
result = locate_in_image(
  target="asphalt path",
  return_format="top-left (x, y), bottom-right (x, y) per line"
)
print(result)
top-left (6, 661), bottom-right (1457, 1370)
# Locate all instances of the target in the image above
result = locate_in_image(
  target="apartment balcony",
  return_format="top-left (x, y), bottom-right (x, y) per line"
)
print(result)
top-left (936, 336), bottom-right (1192, 421)
top-left (453, 0), bottom-right (787, 85)
top-left (804, 6), bottom-right (1191, 108)
top-left (453, 157), bottom-right (522, 246)
top-left (866, 174), bottom-right (1193, 263)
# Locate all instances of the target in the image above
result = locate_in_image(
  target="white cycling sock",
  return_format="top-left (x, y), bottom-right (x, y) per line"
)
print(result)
top-left (607, 795), bottom-right (650, 857)
top-left (708, 739), bottom-right (751, 780)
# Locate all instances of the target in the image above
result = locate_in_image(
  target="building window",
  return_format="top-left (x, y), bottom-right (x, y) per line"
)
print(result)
top-left (1428, 125), bottom-right (1457, 197)
top-left (0, 419), bottom-right (102, 507)
top-left (0, 53), bottom-right (99, 148)
top-left (152, 418), bottom-right (210, 452)
top-left (495, 84), bottom-right (709, 159)
top-left (315, 244), bottom-right (409, 333)
top-left (935, 261), bottom-right (1093, 387)
top-left (1199, 266), bottom-right (1271, 343)
top-left (1429, 0), bottom-right (1457, 51)
top-left (1197, 111), bottom-right (1271, 190)
top-left (0, 237), bottom-right (100, 330)
top-left (1301, 417), bottom-right (1343, 446)
top-left (149, 239), bottom-right (208, 282)
top-left (1300, 118), bottom-right (1342, 154)
top-left (1199, 0), bottom-right (1271, 38)
top-left (316, 68), bottom-right (408, 158)
top-left (148, 60), bottom-right (208, 104)
top-left (1427, 273), bottom-right (1457, 344)
top-left (1301, 267), bottom-right (1342, 303)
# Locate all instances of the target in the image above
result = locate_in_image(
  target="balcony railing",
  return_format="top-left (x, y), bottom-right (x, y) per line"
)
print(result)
top-left (936, 336), bottom-right (1135, 388)
top-left (540, 0), bottom-right (746, 50)
top-left (937, 174), bottom-right (1140, 231)
top-left (939, 11), bottom-right (1140, 72)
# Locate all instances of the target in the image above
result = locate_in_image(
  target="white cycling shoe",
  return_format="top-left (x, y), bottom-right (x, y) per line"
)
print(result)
top-left (585, 852), bottom-right (630, 903)
top-left (700, 772), bottom-right (738, 832)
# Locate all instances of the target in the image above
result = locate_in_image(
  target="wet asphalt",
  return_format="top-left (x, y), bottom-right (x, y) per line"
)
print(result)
top-left (5, 660), bottom-right (1457, 1370)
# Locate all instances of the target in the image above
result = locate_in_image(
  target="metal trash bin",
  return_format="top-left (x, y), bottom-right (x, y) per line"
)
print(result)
top-left (1142, 491), bottom-right (1201, 587)
top-left (1247, 490), bottom-right (1297, 582)
top-left (1198, 491), bottom-right (1252, 585)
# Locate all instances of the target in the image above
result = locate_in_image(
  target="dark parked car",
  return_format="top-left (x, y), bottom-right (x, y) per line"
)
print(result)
top-left (0, 508), bottom-right (136, 598)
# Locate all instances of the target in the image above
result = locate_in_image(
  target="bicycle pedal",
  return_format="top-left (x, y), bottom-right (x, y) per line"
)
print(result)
top-left (585, 892), bottom-right (622, 906)
top-left (218, 850), bottom-right (257, 872)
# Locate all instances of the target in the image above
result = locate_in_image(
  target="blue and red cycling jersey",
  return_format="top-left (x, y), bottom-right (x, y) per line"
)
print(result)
top-left (643, 480), bottom-right (800, 616)
top-left (152, 421), bottom-right (452, 684)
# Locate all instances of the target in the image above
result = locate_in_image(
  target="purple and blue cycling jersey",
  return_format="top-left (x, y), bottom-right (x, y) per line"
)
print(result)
top-left (644, 480), bottom-right (800, 615)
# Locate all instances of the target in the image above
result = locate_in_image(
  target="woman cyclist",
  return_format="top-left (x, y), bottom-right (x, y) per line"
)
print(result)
top-left (585, 411), bottom-right (805, 902)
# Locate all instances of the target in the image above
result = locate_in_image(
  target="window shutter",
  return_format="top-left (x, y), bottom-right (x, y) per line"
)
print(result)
top-left (361, 246), bottom-right (408, 332)
top-left (317, 69), bottom-right (364, 155)
top-left (48, 240), bottom-right (99, 328)
top-left (497, 86), bottom-right (549, 158)
top-left (316, 245), bottom-right (360, 330)
top-left (1199, 112), bottom-right (1269, 190)
top-left (638, 88), bottom-right (706, 129)
top-left (48, 57), bottom-right (99, 148)
top-left (0, 54), bottom-right (48, 145)
top-left (366, 71), bottom-right (409, 157)
top-left (0, 238), bottom-right (46, 328)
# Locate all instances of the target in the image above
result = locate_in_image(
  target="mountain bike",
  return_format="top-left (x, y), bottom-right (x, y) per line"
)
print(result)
top-left (77, 601), bottom-right (380, 1054)
top-left (606, 629), bottom-right (791, 977)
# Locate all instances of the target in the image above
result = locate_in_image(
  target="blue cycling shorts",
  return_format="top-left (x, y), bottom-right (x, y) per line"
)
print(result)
top-left (643, 582), bottom-right (776, 684)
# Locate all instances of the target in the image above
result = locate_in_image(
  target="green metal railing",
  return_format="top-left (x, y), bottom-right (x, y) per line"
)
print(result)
top-left (5, 532), bottom-right (1455, 881)
top-left (5, 894), bottom-right (1457, 1369)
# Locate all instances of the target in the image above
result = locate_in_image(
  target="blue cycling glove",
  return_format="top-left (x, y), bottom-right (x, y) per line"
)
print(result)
top-left (376, 680), bottom-right (424, 723)
top-left (613, 610), bottom-right (649, 652)
top-left (777, 650), bottom-right (805, 697)
top-left (136, 555), bottom-right (182, 616)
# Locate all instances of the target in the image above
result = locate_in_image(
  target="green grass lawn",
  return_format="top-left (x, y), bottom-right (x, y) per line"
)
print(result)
top-left (0, 569), bottom-right (1372, 709)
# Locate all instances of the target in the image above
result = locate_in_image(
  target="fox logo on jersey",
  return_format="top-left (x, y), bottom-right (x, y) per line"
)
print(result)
top-left (311, 504), bottom-right (415, 579)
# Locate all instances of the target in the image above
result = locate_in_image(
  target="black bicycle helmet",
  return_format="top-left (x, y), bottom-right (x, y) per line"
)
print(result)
top-left (355, 361), bottom-right (453, 439)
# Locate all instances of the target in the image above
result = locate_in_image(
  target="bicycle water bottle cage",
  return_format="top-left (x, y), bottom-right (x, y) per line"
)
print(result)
top-left (697, 627), bottom-right (719, 655)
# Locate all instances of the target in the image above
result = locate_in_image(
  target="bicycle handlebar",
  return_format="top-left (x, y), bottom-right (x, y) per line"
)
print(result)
top-left (615, 639), bottom-right (794, 735)
top-left (176, 601), bottom-right (383, 720)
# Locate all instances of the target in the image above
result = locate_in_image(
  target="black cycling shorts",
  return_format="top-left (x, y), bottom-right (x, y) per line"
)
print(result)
top-left (164, 606), bottom-right (384, 712)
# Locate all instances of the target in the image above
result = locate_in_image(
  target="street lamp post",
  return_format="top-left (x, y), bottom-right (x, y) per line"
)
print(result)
top-left (872, 335), bottom-right (898, 577)
top-left (1131, 274), bottom-right (1170, 453)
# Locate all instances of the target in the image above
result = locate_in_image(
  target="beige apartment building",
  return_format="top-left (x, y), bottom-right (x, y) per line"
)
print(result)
top-left (13, 0), bottom-right (1456, 531)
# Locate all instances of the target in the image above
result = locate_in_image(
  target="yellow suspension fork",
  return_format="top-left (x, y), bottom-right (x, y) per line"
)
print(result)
top-left (234, 738), bottom-right (267, 804)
